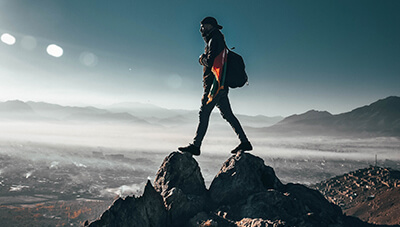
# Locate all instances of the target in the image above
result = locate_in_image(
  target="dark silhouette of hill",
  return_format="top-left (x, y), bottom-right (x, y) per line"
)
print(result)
top-left (266, 96), bottom-right (400, 137)
top-left (87, 151), bottom-right (396, 227)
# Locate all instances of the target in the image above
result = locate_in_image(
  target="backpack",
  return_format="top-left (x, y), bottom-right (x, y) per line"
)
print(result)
top-left (225, 50), bottom-right (248, 88)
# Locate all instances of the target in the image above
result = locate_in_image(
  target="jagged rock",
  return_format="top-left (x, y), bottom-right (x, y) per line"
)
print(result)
top-left (154, 151), bottom-right (208, 226)
top-left (154, 151), bottom-right (207, 196)
top-left (209, 152), bottom-right (284, 206)
top-left (88, 180), bottom-right (167, 227)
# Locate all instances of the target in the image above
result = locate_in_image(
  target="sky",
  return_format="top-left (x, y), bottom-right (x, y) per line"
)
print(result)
top-left (0, 0), bottom-right (399, 117)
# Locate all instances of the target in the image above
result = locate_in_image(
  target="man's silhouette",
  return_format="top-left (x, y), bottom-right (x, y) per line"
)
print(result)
top-left (179, 17), bottom-right (252, 156)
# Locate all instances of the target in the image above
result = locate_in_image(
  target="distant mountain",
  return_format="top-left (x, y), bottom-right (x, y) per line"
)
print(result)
top-left (0, 100), bottom-right (280, 128)
top-left (236, 114), bottom-right (284, 128)
top-left (332, 96), bottom-right (400, 135)
top-left (267, 96), bottom-right (400, 137)
top-left (106, 102), bottom-right (182, 119)
top-left (0, 100), bottom-right (41, 120)
top-left (65, 112), bottom-right (149, 125)
top-left (276, 110), bottom-right (333, 125)
top-left (0, 100), bottom-right (35, 114)
top-left (27, 101), bottom-right (109, 120)
top-left (106, 102), bottom-right (282, 128)
top-left (0, 100), bottom-right (150, 125)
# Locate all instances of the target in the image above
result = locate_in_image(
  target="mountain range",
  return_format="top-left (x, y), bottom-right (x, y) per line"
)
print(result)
top-left (1, 96), bottom-right (399, 136)
top-left (264, 96), bottom-right (400, 137)
top-left (0, 100), bottom-right (282, 128)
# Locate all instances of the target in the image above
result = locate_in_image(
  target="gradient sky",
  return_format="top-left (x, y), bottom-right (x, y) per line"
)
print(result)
top-left (0, 0), bottom-right (399, 116)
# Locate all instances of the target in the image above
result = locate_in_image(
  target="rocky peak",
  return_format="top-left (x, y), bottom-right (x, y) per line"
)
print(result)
top-left (154, 151), bottom-right (207, 197)
top-left (153, 151), bottom-right (208, 226)
top-left (87, 151), bottom-right (380, 227)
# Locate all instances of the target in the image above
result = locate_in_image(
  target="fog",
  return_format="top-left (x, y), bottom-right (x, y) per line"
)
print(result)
top-left (1, 120), bottom-right (399, 191)
top-left (0, 118), bottom-right (398, 225)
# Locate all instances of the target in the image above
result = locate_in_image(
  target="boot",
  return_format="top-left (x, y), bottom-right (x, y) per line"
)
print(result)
top-left (178, 144), bottom-right (201, 156)
top-left (231, 141), bottom-right (252, 154)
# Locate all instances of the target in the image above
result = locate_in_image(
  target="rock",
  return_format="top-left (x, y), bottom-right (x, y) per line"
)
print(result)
top-left (236, 218), bottom-right (285, 227)
top-left (154, 151), bottom-right (207, 196)
top-left (234, 185), bottom-right (343, 226)
top-left (154, 151), bottom-right (208, 226)
top-left (88, 180), bottom-right (167, 227)
top-left (88, 150), bottom-right (386, 227)
top-left (285, 184), bottom-right (343, 224)
top-left (209, 152), bottom-right (284, 206)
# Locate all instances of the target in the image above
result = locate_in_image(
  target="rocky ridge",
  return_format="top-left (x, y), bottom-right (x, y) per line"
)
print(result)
top-left (87, 152), bottom-right (393, 227)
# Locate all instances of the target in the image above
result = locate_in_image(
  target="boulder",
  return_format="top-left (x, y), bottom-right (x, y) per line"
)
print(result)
top-left (209, 152), bottom-right (284, 206)
top-left (154, 151), bottom-right (208, 226)
top-left (154, 151), bottom-right (207, 196)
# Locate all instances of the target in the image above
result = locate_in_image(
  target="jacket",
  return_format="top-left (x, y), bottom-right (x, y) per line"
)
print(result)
top-left (199, 29), bottom-right (227, 89)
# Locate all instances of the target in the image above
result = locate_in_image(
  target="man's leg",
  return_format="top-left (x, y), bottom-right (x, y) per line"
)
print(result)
top-left (193, 92), bottom-right (217, 147)
top-left (216, 90), bottom-right (252, 153)
top-left (216, 90), bottom-right (248, 142)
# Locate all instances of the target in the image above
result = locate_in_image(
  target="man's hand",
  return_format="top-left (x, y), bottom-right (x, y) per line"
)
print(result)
top-left (199, 54), bottom-right (206, 65)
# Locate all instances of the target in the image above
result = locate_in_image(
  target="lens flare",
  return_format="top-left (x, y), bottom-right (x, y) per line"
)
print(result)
top-left (1, 33), bottom-right (16, 45)
top-left (79, 52), bottom-right (98, 67)
top-left (46, 44), bottom-right (63, 57)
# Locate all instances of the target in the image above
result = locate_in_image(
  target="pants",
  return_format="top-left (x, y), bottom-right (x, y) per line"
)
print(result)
top-left (193, 88), bottom-right (248, 147)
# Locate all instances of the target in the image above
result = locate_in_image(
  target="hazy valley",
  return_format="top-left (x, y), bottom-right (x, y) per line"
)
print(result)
top-left (0, 97), bottom-right (399, 226)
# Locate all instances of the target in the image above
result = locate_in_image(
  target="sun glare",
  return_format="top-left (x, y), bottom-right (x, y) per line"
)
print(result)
top-left (1, 33), bottom-right (16, 45)
top-left (46, 44), bottom-right (64, 57)
top-left (79, 52), bottom-right (98, 67)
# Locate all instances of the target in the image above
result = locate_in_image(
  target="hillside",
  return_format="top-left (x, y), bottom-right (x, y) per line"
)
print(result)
top-left (266, 96), bottom-right (400, 137)
top-left (314, 166), bottom-right (400, 226)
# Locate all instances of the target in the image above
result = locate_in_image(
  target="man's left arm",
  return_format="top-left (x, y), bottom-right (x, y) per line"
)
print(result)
top-left (200, 37), bottom-right (221, 68)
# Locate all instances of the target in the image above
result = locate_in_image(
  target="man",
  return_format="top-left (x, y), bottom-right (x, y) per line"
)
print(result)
top-left (178, 17), bottom-right (252, 156)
